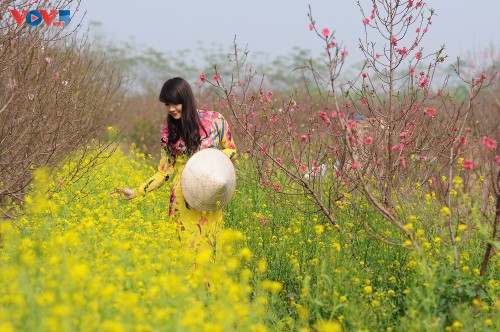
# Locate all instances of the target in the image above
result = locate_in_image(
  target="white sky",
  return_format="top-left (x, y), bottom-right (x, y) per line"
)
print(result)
top-left (71, 0), bottom-right (498, 67)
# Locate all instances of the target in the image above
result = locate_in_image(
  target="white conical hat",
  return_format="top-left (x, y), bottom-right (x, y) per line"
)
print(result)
top-left (181, 148), bottom-right (236, 212)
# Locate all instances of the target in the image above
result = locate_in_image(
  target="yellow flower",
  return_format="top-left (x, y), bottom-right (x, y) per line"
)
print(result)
top-left (102, 320), bottom-right (125, 332)
top-left (315, 320), bottom-right (342, 332)
top-left (0, 322), bottom-right (15, 332)
top-left (239, 247), bottom-right (253, 261)
top-left (261, 280), bottom-right (283, 293)
top-left (226, 257), bottom-right (240, 272)
top-left (452, 176), bottom-right (463, 189)
top-left (256, 259), bottom-right (267, 274)
top-left (363, 285), bottom-right (373, 294)
top-left (440, 206), bottom-right (451, 217)
top-left (403, 240), bottom-right (413, 247)
top-left (315, 224), bottom-right (325, 235)
top-left (488, 279), bottom-right (500, 289)
top-left (332, 242), bottom-right (341, 252)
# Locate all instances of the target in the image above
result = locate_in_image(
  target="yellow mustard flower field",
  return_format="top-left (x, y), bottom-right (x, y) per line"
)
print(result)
top-left (0, 147), bottom-right (499, 332)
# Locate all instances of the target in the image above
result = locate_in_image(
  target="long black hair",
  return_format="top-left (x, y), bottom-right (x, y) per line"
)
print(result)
top-left (159, 77), bottom-right (206, 153)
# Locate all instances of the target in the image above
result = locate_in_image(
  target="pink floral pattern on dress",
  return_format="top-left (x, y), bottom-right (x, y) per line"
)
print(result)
top-left (160, 110), bottom-right (236, 157)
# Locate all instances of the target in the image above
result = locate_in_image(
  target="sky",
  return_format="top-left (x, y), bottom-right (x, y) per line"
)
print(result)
top-left (69, 0), bottom-right (499, 68)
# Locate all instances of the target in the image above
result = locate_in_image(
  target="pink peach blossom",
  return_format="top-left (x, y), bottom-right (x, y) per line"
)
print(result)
top-left (392, 144), bottom-right (404, 152)
top-left (400, 130), bottom-right (410, 139)
top-left (424, 107), bottom-right (436, 118)
top-left (482, 137), bottom-right (497, 150)
top-left (399, 156), bottom-right (406, 169)
top-left (419, 76), bottom-right (428, 87)
top-left (463, 160), bottom-right (473, 171)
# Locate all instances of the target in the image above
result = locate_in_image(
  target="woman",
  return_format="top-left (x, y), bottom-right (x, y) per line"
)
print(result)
top-left (117, 77), bottom-right (237, 254)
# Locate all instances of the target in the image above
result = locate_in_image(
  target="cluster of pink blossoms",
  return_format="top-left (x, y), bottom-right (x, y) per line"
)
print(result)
top-left (423, 107), bottom-right (436, 118)
top-left (482, 137), bottom-right (497, 150)
top-left (199, 74), bottom-right (219, 83)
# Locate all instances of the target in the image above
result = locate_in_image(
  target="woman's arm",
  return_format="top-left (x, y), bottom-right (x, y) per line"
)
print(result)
top-left (134, 153), bottom-right (175, 198)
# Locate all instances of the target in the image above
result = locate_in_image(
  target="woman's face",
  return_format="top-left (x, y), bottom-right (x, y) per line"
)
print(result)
top-left (165, 103), bottom-right (182, 120)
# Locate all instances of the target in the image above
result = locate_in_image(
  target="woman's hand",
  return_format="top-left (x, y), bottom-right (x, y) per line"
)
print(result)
top-left (110, 187), bottom-right (136, 200)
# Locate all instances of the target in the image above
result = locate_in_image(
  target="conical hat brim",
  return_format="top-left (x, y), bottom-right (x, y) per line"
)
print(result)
top-left (181, 148), bottom-right (236, 212)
